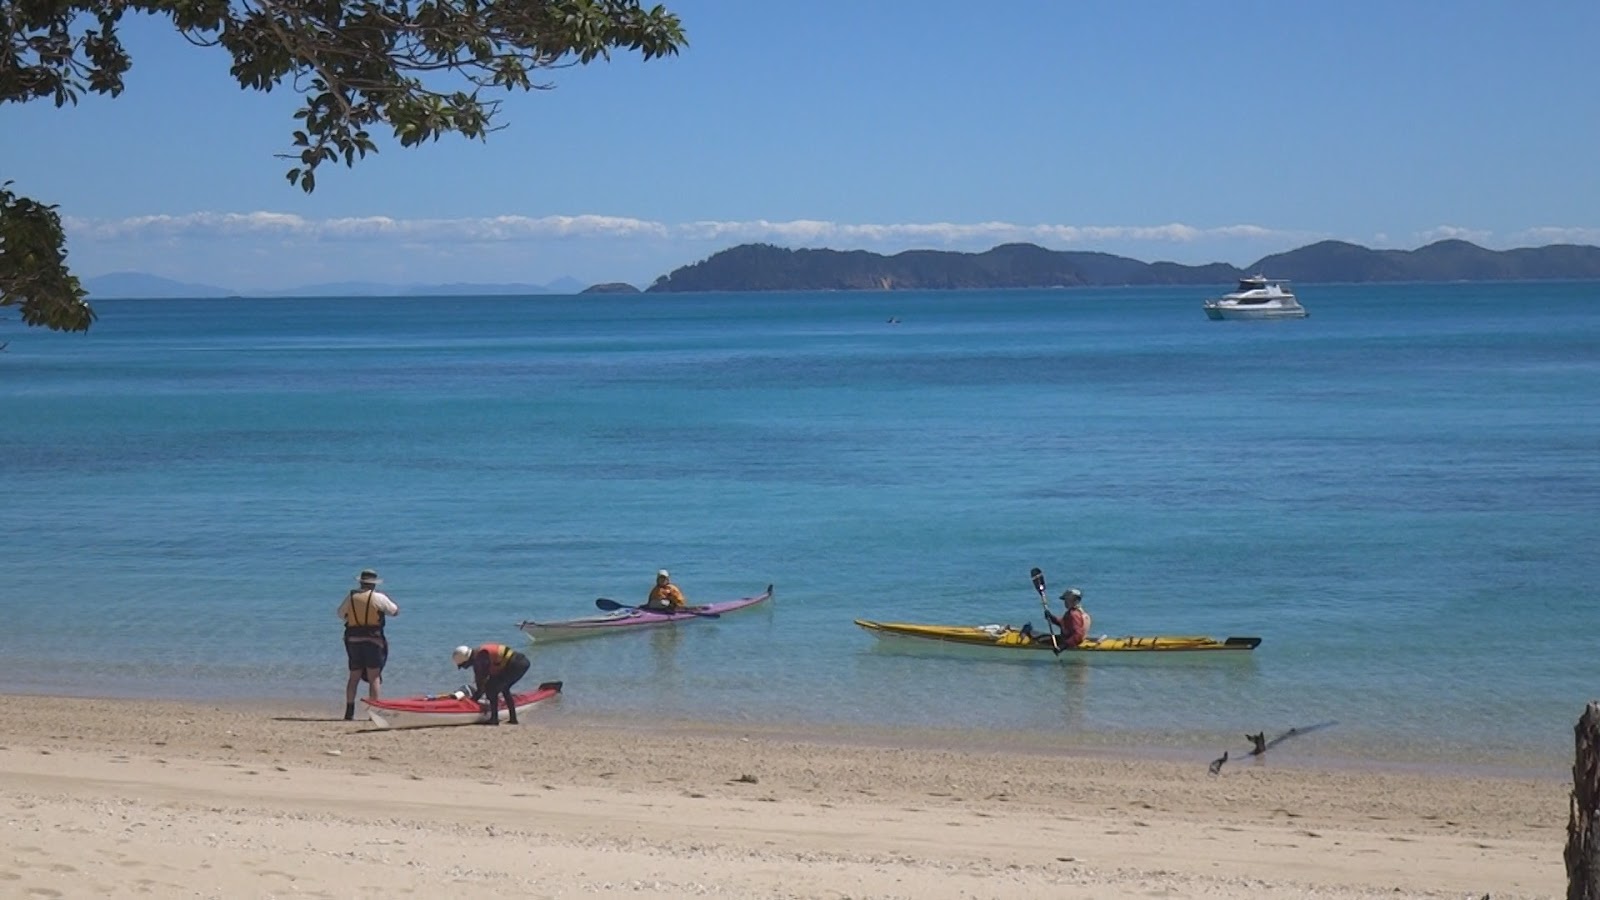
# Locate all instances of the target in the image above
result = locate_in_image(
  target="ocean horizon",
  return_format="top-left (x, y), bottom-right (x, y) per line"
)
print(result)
top-left (3, 281), bottom-right (1597, 775)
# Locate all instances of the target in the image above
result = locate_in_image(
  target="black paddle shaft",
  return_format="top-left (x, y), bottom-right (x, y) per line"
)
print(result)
top-left (1029, 567), bottom-right (1062, 653)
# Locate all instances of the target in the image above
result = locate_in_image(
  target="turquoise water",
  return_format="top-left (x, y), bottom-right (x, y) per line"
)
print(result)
top-left (2, 283), bottom-right (1597, 769)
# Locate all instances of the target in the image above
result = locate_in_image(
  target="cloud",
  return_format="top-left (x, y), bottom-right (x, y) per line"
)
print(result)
top-left (64, 212), bottom-right (670, 242)
top-left (1513, 226), bottom-right (1600, 246)
top-left (63, 211), bottom-right (1301, 249)
top-left (674, 219), bottom-right (1293, 247)
top-left (1415, 225), bottom-right (1493, 245)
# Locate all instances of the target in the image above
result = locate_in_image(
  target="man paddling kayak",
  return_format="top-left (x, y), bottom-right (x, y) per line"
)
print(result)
top-left (1045, 588), bottom-right (1091, 648)
top-left (338, 568), bottom-right (399, 720)
top-left (1022, 586), bottom-right (1090, 649)
top-left (452, 643), bottom-right (531, 725)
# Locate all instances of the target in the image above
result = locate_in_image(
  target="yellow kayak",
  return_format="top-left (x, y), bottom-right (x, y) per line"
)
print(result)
top-left (854, 620), bottom-right (1261, 653)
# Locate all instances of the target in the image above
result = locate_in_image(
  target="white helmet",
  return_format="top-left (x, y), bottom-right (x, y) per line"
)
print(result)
top-left (451, 645), bottom-right (472, 666)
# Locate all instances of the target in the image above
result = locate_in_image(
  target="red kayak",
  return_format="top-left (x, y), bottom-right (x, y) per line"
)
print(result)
top-left (362, 680), bottom-right (563, 729)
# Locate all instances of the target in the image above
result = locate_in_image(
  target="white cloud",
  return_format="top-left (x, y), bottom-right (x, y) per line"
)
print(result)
top-left (675, 220), bottom-right (1295, 247)
top-left (1513, 226), bottom-right (1600, 246)
top-left (63, 211), bottom-right (1301, 249)
top-left (1415, 225), bottom-right (1494, 245)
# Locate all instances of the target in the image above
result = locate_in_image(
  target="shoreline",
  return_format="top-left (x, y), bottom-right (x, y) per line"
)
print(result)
top-left (0, 692), bottom-right (1572, 898)
top-left (0, 681), bottom-right (1570, 781)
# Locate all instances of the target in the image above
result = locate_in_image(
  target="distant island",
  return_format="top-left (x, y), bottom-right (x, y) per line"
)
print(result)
top-left (82, 238), bottom-right (1600, 300)
top-left (580, 282), bottom-right (642, 294)
top-left (646, 239), bottom-right (1600, 292)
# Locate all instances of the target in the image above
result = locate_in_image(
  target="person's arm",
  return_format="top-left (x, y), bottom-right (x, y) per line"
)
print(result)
top-left (469, 654), bottom-right (489, 700)
top-left (377, 592), bottom-right (399, 616)
top-left (336, 596), bottom-right (349, 622)
top-left (669, 585), bottom-right (686, 607)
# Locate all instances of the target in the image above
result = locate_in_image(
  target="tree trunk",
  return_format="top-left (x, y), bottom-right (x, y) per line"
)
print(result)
top-left (1568, 701), bottom-right (1600, 899)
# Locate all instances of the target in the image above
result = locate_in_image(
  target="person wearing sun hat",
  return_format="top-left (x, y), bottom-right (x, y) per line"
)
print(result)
top-left (1045, 587), bottom-right (1090, 648)
top-left (642, 568), bottom-right (687, 611)
top-left (337, 568), bottom-right (400, 720)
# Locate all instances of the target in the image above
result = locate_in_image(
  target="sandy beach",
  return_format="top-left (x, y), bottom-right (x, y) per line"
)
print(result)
top-left (0, 693), bottom-right (1567, 899)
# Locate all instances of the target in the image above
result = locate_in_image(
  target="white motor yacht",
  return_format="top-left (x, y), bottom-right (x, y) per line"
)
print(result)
top-left (1203, 276), bottom-right (1307, 320)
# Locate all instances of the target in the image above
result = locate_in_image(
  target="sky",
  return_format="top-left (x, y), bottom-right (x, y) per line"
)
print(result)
top-left (5, 0), bottom-right (1599, 292)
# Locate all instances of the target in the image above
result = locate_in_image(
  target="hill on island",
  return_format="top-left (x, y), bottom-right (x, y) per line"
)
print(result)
top-left (646, 240), bottom-right (1600, 292)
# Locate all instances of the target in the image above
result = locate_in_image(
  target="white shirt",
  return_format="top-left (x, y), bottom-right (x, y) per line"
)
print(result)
top-left (338, 588), bottom-right (398, 625)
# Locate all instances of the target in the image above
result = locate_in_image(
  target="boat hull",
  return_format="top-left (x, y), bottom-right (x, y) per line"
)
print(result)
top-left (855, 620), bottom-right (1260, 655)
top-left (363, 680), bottom-right (563, 729)
top-left (1203, 302), bottom-right (1307, 320)
top-left (519, 584), bottom-right (774, 642)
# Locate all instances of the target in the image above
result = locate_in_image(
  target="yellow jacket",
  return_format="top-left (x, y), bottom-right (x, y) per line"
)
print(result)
top-left (647, 583), bottom-right (686, 609)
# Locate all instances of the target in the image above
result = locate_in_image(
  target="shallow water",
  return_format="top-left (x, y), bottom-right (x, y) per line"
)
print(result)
top-left (2, 283), bottom-right (1597, 769)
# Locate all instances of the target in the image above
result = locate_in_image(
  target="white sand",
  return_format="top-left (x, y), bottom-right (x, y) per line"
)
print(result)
top-left (0, 695), bottom-right (1567, 898)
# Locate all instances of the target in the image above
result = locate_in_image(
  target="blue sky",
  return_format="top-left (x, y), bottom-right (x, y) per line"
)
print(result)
top-left (5, 0), bottom-right (1598, 291)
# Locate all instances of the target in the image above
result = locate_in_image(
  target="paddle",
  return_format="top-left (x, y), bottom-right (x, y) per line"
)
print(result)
top-left (594, 597), bottom-right (721, 618)
top-left (1029, 567), bottom-right (1062, 654)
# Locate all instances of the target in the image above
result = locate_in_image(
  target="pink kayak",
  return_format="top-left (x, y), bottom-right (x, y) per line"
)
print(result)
top-left (517, 584), bottom-right (774, 643)
top-left (362, 680), bottom-right (563, 729)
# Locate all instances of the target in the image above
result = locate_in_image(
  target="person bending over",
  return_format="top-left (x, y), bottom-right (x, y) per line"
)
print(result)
top-left (451, 643), bottom-right (531, 725)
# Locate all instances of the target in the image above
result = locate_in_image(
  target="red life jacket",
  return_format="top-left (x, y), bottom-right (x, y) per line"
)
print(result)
top-left (476, 643), bottom-right (515, 676)
top-left (1062, 608), bottom-right (1090, 646)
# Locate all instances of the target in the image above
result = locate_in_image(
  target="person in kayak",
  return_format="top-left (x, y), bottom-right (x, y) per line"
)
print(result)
top-left (452, 643), bottom-right (531, 725)
top-left (643, 569), bottom-right (687, 611)
top-left (1045, 588), bottom-right (1091, 648)
top-left (338, 568), bottom-right (399, 720)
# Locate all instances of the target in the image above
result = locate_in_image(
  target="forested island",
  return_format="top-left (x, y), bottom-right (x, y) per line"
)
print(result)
top-left (644, 239), bottom-right (1600, 292)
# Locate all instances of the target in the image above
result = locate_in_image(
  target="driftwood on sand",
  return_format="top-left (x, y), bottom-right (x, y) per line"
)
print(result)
top-left (1567, 701), bottom-right (1600, 900)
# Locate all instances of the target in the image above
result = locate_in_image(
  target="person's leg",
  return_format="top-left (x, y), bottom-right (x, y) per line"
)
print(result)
top-left (503, 657), bottom-right (530, 724)
top-left (343, 669), bottom-right (361, 720)
top-left (483, 680), bottom-right (502, 724)
top-left (368, 641), bottom-right (387, 700)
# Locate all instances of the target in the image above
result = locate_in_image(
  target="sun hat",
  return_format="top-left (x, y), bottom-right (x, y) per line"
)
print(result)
top-left (657, 569), bottom-right (670, 579)
top-left (358, 568), bottom-right (382, 585)
top-left (1059, 587), bottom-right (1082, 602)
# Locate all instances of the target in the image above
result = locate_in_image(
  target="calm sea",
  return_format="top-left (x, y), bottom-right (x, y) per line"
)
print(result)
top-left (2, 283), bottom-right (1597, 771)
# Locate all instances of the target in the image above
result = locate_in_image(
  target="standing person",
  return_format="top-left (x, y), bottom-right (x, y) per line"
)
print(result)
top-left (451, 643), bottom-right (531, 725)
top-left (1045, 587), bottom-right (1091, 648)
top-left (338, 568), bottom-right (399, 720)
top-left (643, 569), bottom-right (687, 611)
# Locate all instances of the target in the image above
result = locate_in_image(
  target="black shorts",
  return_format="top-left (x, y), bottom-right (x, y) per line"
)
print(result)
top-left (345, 638), bottom-right (388, 672)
